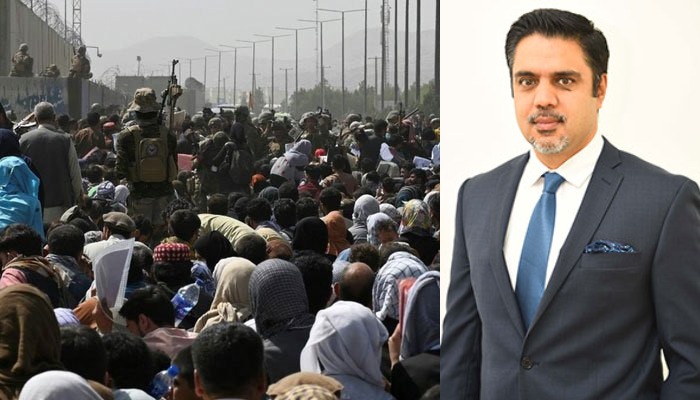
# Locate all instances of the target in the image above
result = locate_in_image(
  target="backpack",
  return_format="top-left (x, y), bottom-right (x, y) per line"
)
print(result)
top-left (225, 145), bottom-right (254, 185)
top-left (128, 125), bottom-right (175, 183)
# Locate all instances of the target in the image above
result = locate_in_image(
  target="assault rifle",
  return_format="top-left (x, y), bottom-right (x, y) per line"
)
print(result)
top-left (159, 59), bottom-right (183, 132)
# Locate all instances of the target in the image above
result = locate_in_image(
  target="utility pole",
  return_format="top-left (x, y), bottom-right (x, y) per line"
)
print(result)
top-left (369, 56), bottom-right (380, 110)
top-left (276, 26), bottom-right (315, 117)
top-left (404, 0), bottom-right (410, 107)
top-left (220, 45), bottom-right (250, 106)
top-left (280, 67), bottom-right (293, 112)
top-left (238, 39), bottom-right (270, 111)
top-left (318, 8), bottom-right (364, 116)
top-left (381, 1), bottom-right (386, 109)
top-left (394, 0), bottom-right (399, 104)
top-left (254, 33), bottom-right (292, 111)
top-left (435, 0), bottom-right (440, 99)
top-left (299, 18), bottom-right (341, 110)
top-left (416, 0), bottom-right (420, 103)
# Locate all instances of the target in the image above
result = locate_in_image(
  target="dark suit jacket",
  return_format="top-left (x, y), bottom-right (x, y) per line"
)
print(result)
top-left (441, 139), bottom-right (700, 399)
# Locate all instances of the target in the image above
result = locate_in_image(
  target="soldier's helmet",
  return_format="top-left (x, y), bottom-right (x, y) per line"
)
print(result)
top-left (127, 88), bottom-right (160, 114)
top-left (300, 112), bottom-right (317, 126)
top-left (258, 111), bottom-right (274, 125)
top-left (19, 43), bottom-right (28, 52)
top-left (191, 114), bottom-right (205, 128)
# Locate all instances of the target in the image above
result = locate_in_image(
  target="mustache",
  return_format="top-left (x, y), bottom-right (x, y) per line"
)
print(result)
top-left (528, 111), bottom-right (567, 124)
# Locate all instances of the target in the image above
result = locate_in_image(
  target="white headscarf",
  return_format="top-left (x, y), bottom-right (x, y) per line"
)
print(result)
top-left (18, 370), bottom-right (102, 400)
top-left (300, 301), bottom-right (388, 388)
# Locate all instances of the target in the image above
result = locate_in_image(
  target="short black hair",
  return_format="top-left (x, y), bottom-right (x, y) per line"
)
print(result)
top-left (119, 285), bottom-right (175, 327)
top-left (173, 345), bottom-right (196, 389)
top-left (0, 223), bottom-right (43, 255)
top-left (233, 234), bottom-right (267, 265)
top-left (409, 168), bottom-right (428, 185)
top-left (291, 253), bottom-right (333, 314)
top-left (273, 198), bottom-right (297, 230)
top-left (353, 187), bottom-right (375, 200)
top-left (132, 214), bottom-right (153, 237)
top-left (319, 187), bottom-right (342, 212)
top-left (245, 198), bottom-right (272, 223)
top-left (207, 194), bottom-right (228, 216)
top-left (102, 331), bottom-right (154, 391)
top-left (86, 111), bottom-right (101, 126)
top-left (228, 192), bottom-right (248, 213)
top-left (192, 323), bottom-right (264, 397)
top-left (374, 119), bottom-right (388, 133)
top-left (278, 182), bottom-right (299, 202)
top-left (162, 197), bottom-right (196, 224)
top-left (60, 325), bottom-right (108, 383)
top-left (128, 245), bottom-right (151, 285)
top-left (47, 224), bottom-right (85, 257)
top-left (152, 262), bottom-right (193, 292)
top-left (233, 197), bottom-right (251, 222)
top-left (85, 164), bottom-right (104, 183)
top-left (348, 243), bottom-right (381, 272)
top-left (505, 8), bottom-right (609, 96)
top-left (379, 242), bottom-right (419, 267)
top-left (296, 197), bottom-right (319, 220)
top-left (360, 158), bottom-right (376, 174)
top-left (68, 217), bottom-right (97, 234)
top-left (168, 209), bottom-right (201, 242)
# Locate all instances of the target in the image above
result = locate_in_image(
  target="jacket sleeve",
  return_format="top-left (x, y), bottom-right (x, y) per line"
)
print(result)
top-left (655, 179), bottom-right (700, 398)
top-left (67, 141), bottom-right (83, 203)
top-left (441, 179), bottom-right (482, 400)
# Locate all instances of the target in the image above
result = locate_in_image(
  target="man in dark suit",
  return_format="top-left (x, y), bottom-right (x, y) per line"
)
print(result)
top-left (441, 9), bottom-right (700, 399)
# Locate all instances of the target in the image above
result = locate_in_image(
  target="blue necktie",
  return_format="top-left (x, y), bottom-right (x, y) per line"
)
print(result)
top-left (516, 172), bottom-right (565, 329)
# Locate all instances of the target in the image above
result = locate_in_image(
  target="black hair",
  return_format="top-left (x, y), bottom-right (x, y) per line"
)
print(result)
top-left (233, 197), bottom-right (251, 222)
top-left (340, 199), bottom-right (354, 221)
top-left (68, 217), bottom-right (97, 234)
top-left (162, 197), bottom-right (196, 224)
top-left (291, 253), bottom-right (333, 314)
top-left (168, 209), bottom-right (201, 242)
top-left (331, 154), bottom-right (346, 171)
top-left (273, 198), bottom-right (297, 229)
top-left (374, 119), bottom-right (388, 133)
top-left (192, 323), bottom-right (264, 397)
top-left (428, 192), bottom-right (440, 220)
top-left (60, 325), bottom-right (108, 383)
top-left (410, 168), bottom-right (428, 186)
top-left (47, 224), bottom-right (85, 257)
top-left (319, 187), bottom-right (342, 212)
top-left (233, 234), bottom-right (267, 265)
top-left (85, 164), bottom-right (104, 184)
top-left (505, 8), bottom-right (609, 96)
top-left (128, 245), bottom-right (151, 285)
top-left (296, 197), bottom-right (319, 220)
top-left (102, 331), bottom-right (154, 391)
top-left (152, 261), bottom-right (193, 292)
top-left (207, 193), bottom-right (228, 216)
top-left (228, 192), bottom-right (248, 213)
top-left (360, 158), bottom-right (376, 174)
top-left (245, 198), bottom-right (272, 224)
top-left (132, 214), bottom-right (153, 237)
top-left (173, 345), bottom-right (196, 389)
top-left (379, 241), bottom-right (419, 267)
top-left (352, 187), bottom-right (375, 201)
top-left (278, 182), bottom-right (299, 202)
top-left (86, 111), bottom-right (101, 126)
top-left (119, 285), bottom-right (176, 327)
top-left (304, 165), bottom-right (321, 180)
top-left (381, 176), bottom-right (397, 193)
top-left (348, 243), bottom-right (381, 272)
top-left (331, 181), bottom-right (349, 197)
top-left (0, 223), bottom-right (42, 255)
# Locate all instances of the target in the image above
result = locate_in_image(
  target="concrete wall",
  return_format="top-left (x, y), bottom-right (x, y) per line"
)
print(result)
top-left (1, 0), bottom-right (73, 77)
top-left (0, 76), bottom-right (127, 119)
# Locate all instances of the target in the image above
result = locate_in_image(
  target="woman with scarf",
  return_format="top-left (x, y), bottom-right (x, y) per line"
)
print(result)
top-left (0, 156), bottom-right (43, 239)
top-left (300, 301), bottom-right (395, 400)
top-left (270, 139), bottom-right (312, 185)
top-left (248, 259), bottom-right (316, 383)
top-left (194, 257), bottom-right (255, 333)
top-left (348, 194), bottom-right (381, 244)
top-left (389, 271), bottom-right (440, 400)
top-left (0, 284), bottom-right (64, 399)
top-left (292, 217), bottom-right (329, 257)
top-left (320, 211), bottom-right (351, 257)
top-left (398, 200), bottom-right (439, 266)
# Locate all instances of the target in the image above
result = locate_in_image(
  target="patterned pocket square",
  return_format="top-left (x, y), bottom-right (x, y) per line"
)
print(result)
top-left (584, 240), bottom-right (636, 254)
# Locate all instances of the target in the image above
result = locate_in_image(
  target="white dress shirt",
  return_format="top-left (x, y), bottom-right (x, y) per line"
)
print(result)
top-left (504, 134), bottom-right (604, 290)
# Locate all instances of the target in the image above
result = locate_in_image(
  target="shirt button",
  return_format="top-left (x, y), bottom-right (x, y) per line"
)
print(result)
top-left (521, 357), bottom-right (533, 370)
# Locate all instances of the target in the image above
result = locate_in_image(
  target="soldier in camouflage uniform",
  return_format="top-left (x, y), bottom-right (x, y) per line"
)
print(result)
top-left (267, 119), bottom-right (294, 159)
top-left (298, 111), bottom-right (333, 152)
top-left (115, 88), bottom-right (176, 234)
top-left (39, 64), bottom-right (61, 78)
top-left (68, 45), bottom-right (93, 79)
top-left (9, 43), bottom-right (33, 77)
top-left (231, 106), bottom-right (267, 162)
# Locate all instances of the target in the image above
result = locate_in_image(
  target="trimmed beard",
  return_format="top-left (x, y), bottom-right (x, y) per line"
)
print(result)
top-left (529, 135), bottom-right (570, 155)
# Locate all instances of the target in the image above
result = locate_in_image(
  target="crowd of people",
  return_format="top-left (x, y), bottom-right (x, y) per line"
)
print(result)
top-left (0, 90), bottom-right (440, 400)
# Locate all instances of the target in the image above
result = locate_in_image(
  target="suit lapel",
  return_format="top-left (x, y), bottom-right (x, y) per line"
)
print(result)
top-left (529, 140), bottom-right (623, 330)
top-left (489, 154), bottom-right (529, 337)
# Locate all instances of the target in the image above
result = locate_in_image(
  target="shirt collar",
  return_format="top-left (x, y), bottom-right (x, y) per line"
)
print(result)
top-left (523, 134), bottom-right (604, 188)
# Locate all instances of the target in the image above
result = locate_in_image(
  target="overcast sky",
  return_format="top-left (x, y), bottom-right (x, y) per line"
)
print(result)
top-left (50, 0), bottom-right (436, 54)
